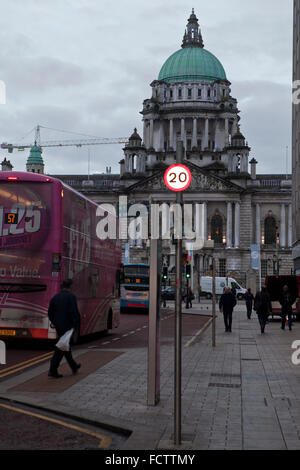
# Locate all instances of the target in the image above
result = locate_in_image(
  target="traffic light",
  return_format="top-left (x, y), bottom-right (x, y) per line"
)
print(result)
top-left (185, 264), bottom-right (191, 279)
top-left (162, 266), bottom-right (168, 280)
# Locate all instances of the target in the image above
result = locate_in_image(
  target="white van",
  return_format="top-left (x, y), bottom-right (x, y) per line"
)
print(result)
top-left (200, 277), bottom-right (247, 300)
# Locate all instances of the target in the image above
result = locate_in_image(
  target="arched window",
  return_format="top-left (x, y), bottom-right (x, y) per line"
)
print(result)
top-left (211, 213), bottom-right (223, 244)
top-left (264, 216), bottom-right (277, 245)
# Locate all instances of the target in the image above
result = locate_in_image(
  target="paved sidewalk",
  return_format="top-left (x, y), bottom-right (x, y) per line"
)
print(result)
top-left (2, 305), bottom-right (300, 450)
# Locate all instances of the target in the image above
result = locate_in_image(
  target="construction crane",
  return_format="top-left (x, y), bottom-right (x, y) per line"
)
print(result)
top-left (1, 125), bottom-right (129, 153)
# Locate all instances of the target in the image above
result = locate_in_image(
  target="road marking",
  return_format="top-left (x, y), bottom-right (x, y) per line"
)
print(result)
top-left (0, 403), bottom-right (112, 449)
top-left (0, 352), bottom-right (52, 374)
top-left (0, 353), bottom-right (53, 379)
top-left (184, 318), bottom-right (212, 348)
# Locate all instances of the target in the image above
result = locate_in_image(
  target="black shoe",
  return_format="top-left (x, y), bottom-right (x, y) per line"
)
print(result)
top-left (48, 372), bottom-right (63, 378)
top-left (72, 363), bottom-right (81, 374)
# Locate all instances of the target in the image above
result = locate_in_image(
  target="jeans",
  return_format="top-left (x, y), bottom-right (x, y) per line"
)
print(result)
top-left (49, 329), bottom-right (78, 374)
top-left (246, 305), bottom-right (252, 319)
top-left (223, 312), bottom-right (232, 331)
top-left (258, 314), bottom-right (267, 333)
top-left (281, 312), bottom-right (293, 330)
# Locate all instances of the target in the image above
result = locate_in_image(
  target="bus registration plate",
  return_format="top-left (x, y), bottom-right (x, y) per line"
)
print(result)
top-left (0, 329), bottom-right (16, 336)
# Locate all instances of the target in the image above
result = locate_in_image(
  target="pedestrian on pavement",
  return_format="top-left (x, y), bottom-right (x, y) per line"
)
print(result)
top-left (254, 287), bottom-right (272, 334)
top-left (187, 286), bottom-right (193, 308)
top-left (219, 286), bottom-right (237, 333)
top-left (244, 288), bottom-right (254, 320)
top-left (279, 285), bottom-right (296, 331)
top-left (48, 279), bottom-right (81, 378)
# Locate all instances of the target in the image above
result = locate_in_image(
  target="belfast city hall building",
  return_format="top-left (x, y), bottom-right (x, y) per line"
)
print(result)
top-left (9, 10), bottom-right (293, 291)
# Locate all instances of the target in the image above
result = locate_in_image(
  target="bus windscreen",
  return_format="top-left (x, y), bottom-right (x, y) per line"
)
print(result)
top-left (0, 182), bottom-right (53, 282)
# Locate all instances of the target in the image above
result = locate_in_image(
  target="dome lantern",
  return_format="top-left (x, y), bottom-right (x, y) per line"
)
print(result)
top-left (182, 8), bottom-right (204, 49)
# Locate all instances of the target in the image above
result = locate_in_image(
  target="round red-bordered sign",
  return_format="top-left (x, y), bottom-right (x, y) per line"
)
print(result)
top-left (164, 164), bottom-right (192, 192)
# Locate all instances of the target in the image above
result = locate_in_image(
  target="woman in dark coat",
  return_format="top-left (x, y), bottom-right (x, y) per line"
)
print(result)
top-left (254, 287), bottom-right (272, 334)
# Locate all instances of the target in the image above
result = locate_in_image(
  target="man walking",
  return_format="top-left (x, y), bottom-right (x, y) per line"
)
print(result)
top-left (254, 287), bottom-right (272, 334)
top-left (279, 285), bottom-right (296, 331)
top-left (219, 286), bottom-right (237, 333)
top-left (244, 288), bottom-right (254, 320)
top-left (48, 279), bottom-right (81, 378)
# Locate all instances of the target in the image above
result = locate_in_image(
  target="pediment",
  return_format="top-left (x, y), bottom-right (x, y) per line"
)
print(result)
top-left (126, 162), bottom-right (244, 194)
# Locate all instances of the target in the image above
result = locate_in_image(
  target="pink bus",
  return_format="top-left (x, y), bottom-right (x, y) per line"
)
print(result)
top-left (0, 171), bottom-right (121, 341)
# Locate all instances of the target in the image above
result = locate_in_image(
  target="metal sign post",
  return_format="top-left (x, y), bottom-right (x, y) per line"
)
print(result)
top-left (163, 144), bottom-right (192, 446)
top-left (147, 239), bottom-right (162, 406)
top-left (174, 141), bottom-right (183, 446)
top-left (212, 258), bottom-right (216, 348)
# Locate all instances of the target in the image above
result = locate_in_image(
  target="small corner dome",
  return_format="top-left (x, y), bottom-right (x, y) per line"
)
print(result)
top-left (27, 144), bottom-right (44, 165)
top-left (129, 128), bottom-right (142, 141)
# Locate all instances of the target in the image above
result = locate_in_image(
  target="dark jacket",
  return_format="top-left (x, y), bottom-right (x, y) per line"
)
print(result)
top-left (279, 291), bottom-right (295, 315)
top-left (254, 291), bottom-right (272, 316)
top-left (48, 289), bottom-right (80, 332)
top-left (244, 292), bottom-right (254, 307)
top-left (219, 292), bottom-right (237, 314)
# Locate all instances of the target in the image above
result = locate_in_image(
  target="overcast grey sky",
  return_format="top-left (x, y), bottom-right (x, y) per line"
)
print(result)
top-left (0, 0), bottom-right (294, 175)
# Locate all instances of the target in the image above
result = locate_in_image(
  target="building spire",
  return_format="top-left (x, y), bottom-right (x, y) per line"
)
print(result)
top-left (182, 9), bottom-right (204, 48)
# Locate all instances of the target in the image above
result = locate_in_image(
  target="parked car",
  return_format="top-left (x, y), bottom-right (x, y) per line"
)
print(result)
top-left (199, 276), bottom-right (247, 300)
top-left (161, 286), bottom-right (195, 301)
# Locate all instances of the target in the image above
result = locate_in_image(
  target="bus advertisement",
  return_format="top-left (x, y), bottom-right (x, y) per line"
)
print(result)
top-left (120, 264), bottom-right (149, 313)
top-left (0, 171), bottom-right (121, 340)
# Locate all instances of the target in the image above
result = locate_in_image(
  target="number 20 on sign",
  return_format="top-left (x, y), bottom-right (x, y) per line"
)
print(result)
top-left (164, 164), bottom-right (192, 192)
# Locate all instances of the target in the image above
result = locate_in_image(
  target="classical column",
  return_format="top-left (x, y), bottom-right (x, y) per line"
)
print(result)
top-left (203, 118), bottom-right (209, 150)
top-left (159, 121), bottom-right (164, 151)
top-left (234, 202), bottom-right (240, 248)
top-left (203, 202), bottom-right (207, 241)
top-left (143, 120), bottom-right (147, 147)
top-left (195, 203), bottom-right (207, 241)
top-left (199, 256), bottom-right (204, 275)
top-left (181, 118), bottom-right (185, 144)
top-left (149, 119), bottom-right (154, 148)
top-left (225, 118), bottom-right (229, 146)
top-left (288, 203), bottom-right (293, 247)
top-left (280, 204), bottom-right (286, 248)
top-left (128, 154), bottom-right (133, 173)
top-left (192, 118), bottom-right (198, 149)
top-left (226, 202), bottom-right (233, 248)
top-left (169, 118), bottom-right (174, 150)
top-left (256, 203), bottom-right (261, 245)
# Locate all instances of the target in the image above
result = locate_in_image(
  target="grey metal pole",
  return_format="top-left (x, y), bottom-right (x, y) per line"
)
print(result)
top-left (147, 239), bottom-right (161, 405)
top-left (212, 258), bottom-right (216, 348)
top-left (174, 140), bottom-right (183, 446)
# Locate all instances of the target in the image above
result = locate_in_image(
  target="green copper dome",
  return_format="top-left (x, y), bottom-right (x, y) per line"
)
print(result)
top-left (27, 144), bottom-right (44, 165)
top-left (158, 47), bottom-right (227, 83)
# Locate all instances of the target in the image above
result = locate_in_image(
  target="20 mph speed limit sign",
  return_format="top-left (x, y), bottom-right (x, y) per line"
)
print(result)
top-left (164, 164), bottom-right (192, 192)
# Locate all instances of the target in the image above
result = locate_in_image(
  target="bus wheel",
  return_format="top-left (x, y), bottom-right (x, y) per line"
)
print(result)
top-left (107, 310), bottom-right (113, 330)
top-left (206, 293), bottom-right (212, 300)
